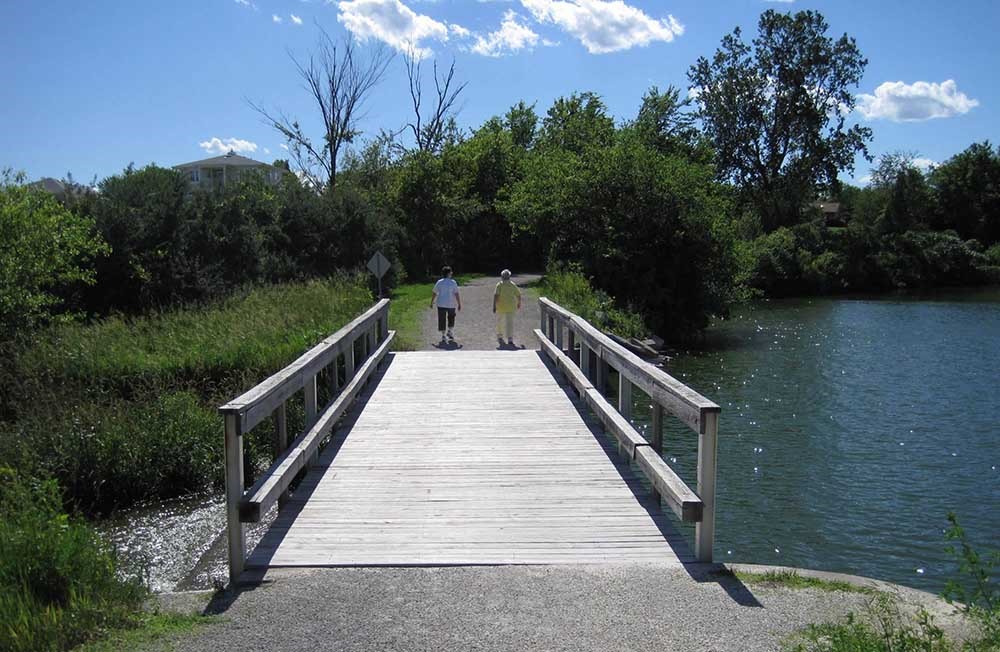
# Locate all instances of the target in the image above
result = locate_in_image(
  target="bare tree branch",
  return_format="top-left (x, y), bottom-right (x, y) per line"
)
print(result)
top-left (404, 52), bottom-right (468, 153)
top-left (248, 27), bottom-right (394, 192)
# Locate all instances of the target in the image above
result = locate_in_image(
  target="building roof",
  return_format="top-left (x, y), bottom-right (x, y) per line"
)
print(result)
top-left (174, 151), bottom-right (275, 169)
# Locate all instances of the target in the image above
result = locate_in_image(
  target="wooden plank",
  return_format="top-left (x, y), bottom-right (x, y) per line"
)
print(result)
top-left (238, 331), bottom-right (395, 522)
top-left (634, 447), bottom-right (703, 522)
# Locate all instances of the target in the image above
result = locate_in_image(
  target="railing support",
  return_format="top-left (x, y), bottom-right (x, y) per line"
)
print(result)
top-left (580, 341), bottom-right (591, 379)
top-left (695, 411), bottom-right (719, 562)
top-left (650, 404), bottom-right (663, 453)
top-left (275, 403), bottom-right (289, 507)
top-left (619, 375), bottom-right (632, 422)
top-left (224, 413), bottom-right (245, 583)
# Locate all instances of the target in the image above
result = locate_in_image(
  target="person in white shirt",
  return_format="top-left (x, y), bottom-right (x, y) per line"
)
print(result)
top-left (430, 266), bottom-right (462, 342)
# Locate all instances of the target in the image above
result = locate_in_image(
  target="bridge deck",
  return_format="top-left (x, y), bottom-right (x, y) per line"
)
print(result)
top-left (247, 350), bottom-right (693, 567)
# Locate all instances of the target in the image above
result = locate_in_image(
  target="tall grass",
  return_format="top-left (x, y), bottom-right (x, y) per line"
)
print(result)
top-left (0, 467), bottom-right (146, 652)
top-left (0, 275), bottom-right (373, 514)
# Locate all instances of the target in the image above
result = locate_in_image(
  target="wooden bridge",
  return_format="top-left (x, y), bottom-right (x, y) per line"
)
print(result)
top-left (220, 299), bottom-right (720, 582)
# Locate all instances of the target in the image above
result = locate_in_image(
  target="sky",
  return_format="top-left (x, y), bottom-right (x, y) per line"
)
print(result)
top-left (2, 0), bottom-right (997, 187)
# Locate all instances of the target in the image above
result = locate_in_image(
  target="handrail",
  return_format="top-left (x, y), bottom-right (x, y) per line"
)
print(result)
top-left (219, 299), bottom-right (391, 583)
top-left (536, 297), bottom-right (720, 562)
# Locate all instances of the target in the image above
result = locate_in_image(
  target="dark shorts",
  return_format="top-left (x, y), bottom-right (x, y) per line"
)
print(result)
top-left (437, 307), bottom-right (456, 331)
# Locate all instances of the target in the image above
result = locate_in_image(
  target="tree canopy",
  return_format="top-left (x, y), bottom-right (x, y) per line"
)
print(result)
top-left (689, 10), bottom-right (872, 232)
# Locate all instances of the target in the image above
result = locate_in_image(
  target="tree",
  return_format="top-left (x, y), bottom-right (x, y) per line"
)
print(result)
top-left (870, 152), bottom-right (931, 234)
top-left (633, 85), bottom-right (703, 158)
top-left (689, 10), bottom-right (872, 232)
top-left (930, 141), bottom-right (1000, 244)
top-left (0, 171), bottom-right (108, 340)
top-left (505, 101), bottom-right (538, 150)
top-left (404, 54), bottom-right (468, 154)
top-left (249, 29), bottom-right (393, 193)
top-left (536, 92), bottom-right (615, 155)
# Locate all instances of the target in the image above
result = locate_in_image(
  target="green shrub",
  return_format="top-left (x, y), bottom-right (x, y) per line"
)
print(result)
top-left (0, 171), bottom-right (107, 341)
top-left (0, 467), bottom-right (146, 651)
top-left (541, 265), bottom-right (647, 339)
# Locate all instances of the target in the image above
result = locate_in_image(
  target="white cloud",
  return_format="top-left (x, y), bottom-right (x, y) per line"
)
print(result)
top-left (336, 0), bottom-right (450, 59)
top-left (199, 137), bottom-right (259, 155)
top-left (856, 80), bottom-right (979, 122)
top-left (449, 23), bottom-right (471, 38)
top-left (290, 13), bottom-right (303, 24)
top-left (272, 14), bottom-right (283, 23)
top-left (519, 0), bottom-right (683, 54)
top-left (472, 11), bottom-right (540, 57)
top-left (234, 0), bottom-right (255, 7)
top-left (280, 143), bottom-right (290, 151)
top-left (912, 157), bottom-right (937, 171)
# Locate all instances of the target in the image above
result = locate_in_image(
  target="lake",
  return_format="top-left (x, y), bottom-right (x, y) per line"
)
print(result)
top-left (634, 288), bottom-right (1000, 592)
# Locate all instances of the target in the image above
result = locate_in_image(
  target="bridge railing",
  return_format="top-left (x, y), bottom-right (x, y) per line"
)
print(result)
top-left (219, 299), bottom-right (394, 582)
top-left (536, 297), bottom-right (720, 562)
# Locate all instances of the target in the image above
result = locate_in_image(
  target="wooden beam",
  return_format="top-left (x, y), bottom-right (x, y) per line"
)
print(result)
top-left (695, 410), bottom-right (719, 562)
top-left (634, 447), bottom-right (703, 522)
top-left (224, 413), bottom-right (245, 583)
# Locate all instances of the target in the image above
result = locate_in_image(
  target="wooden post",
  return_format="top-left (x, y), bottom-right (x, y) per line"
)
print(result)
top-left (329, 359), bottom-right (339, 398)
top-left (650, 403), bottom-right (663, 453)
top-left (619, 374), bottom-right (632, 422)
top-left (596, 354), bottom-right (608, 395)
top-left (539, 306), bottom-right (547, 334)
top-left (695, 411), bottom-right (719, 563)
top-left (567, 329), bottom-right (576, 358)
top-left (304, 374), bottom-right (318, 428)
top-left (580, 341), bottom-right (591, 379)
top-left (555, 319), bottom-right (564, 350)
top-left (224, 413), bottom-right (245, 584)
top-left (345, 340), bottom-right (356, 384)
top-left (275, 403), bottom-right (289, 507)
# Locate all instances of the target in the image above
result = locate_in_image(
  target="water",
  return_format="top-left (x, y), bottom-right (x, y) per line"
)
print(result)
top-left (632, 287), bottom-right (1000, 592)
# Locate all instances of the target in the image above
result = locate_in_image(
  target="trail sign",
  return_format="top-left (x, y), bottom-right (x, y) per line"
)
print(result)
top-left (367, 251), bottom-right (391, 297)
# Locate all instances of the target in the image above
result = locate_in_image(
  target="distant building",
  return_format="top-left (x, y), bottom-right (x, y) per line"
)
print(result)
top-left (29, 177), bottom-right (95, 202)
top-left (812, 201), bottom-right (845, 227)
top-left (173, 150), bottom-right (282, 191)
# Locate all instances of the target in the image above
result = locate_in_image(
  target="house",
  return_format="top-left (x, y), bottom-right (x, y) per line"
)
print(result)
top-left (811, 201), bottom-right (845, 227)
top-left (173, 150), bottom-right (283, 191)
top-left (29, 177), bottom-right (96, 202)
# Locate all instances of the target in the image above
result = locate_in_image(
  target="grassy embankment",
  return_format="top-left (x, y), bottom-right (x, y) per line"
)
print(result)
top-left (0, 275), bottom-right (375, 651)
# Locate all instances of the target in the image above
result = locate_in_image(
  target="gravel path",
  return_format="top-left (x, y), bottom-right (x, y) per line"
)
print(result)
top-left (156, 564), bottom-right (969, 652)
top-left (420, 274), bottom-right (542, 351)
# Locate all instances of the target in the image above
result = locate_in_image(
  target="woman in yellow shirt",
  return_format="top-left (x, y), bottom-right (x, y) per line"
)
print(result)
top-left (492, 269), bottom-right (522, 345)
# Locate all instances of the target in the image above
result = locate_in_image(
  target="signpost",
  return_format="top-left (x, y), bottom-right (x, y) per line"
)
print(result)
top-left (367, 250), bottom-right (391, 298)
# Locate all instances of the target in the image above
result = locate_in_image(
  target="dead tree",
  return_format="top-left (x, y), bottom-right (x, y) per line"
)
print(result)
top-left (404, 53), bottom-right (468, 153)
top-left (249, 29), bottom-right (393, 192)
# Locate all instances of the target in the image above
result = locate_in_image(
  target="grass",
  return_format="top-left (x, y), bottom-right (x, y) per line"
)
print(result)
top-left (73, 612), bottom-right (218, 652)
top-left (733, 569), bottom-right (875, 595)
top-left (0, 467), bottom-right (147, 652)
top-left (0, 274), bottom-right (375, 515)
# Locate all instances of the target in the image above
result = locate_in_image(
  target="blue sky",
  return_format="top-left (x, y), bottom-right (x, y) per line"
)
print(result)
top-left (2, 0), bottom-right (997, 186)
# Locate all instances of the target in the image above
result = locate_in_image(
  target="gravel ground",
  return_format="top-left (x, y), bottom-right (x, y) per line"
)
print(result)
top-left (421, 274), bottom-right (542, 351)
top-left (155, 564), bottom-right (969, 652)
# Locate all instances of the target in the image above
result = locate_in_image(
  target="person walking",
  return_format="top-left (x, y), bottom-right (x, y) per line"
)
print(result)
top-left (430, 266), bottom-right (462, 343)
top-left (493, 269), bottom-right (522, 346)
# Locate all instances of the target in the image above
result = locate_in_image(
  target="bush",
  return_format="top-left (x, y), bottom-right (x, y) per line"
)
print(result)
top-left (541, 265), bottom-right (647, 339)
top-left (0, 171), bottom-right (107, 341)
top-left (0, 467), bottom-right (146, 651)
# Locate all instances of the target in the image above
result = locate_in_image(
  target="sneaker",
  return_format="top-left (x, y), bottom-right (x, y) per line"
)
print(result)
top-left (508, 339), bottom-right (514, 346)
top-left (447, 331), bottom-right (455, 341)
